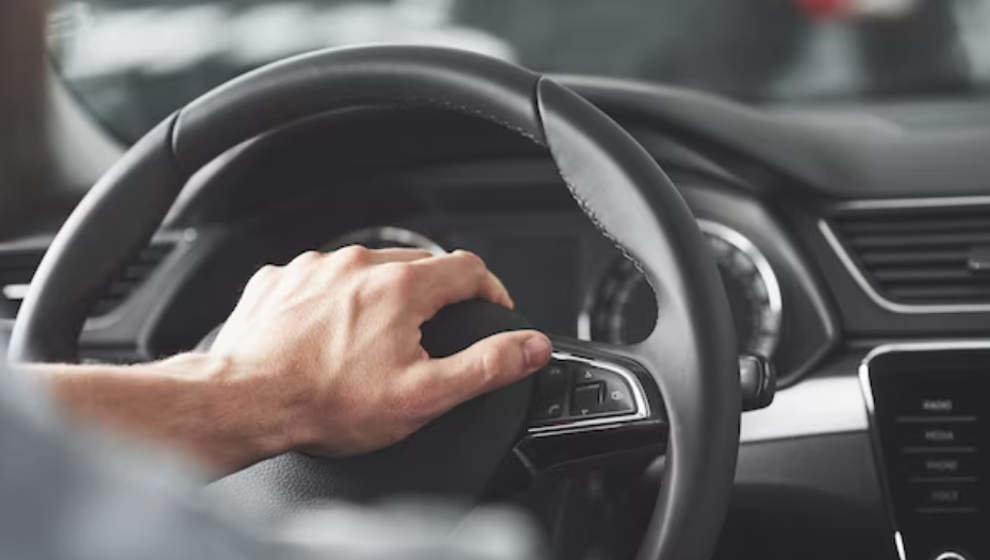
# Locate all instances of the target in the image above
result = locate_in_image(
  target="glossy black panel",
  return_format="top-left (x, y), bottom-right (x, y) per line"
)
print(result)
top-left (865, 346), bottom-right (990, 560)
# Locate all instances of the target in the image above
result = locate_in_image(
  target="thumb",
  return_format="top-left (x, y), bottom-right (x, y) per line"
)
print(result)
top-left (424, 330), bottom-right (552, 407)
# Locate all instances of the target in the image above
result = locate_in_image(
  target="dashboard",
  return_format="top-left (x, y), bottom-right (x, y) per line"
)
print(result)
top-left (7, 72), bottom-right (990, 560)
top-left (306, 174), bottom-right (827, 387)
top-left (331, 219), bottom-right (781, 355)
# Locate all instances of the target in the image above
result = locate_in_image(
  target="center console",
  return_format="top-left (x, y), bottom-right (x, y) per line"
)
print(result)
top-left (861, 343), bottom-right (990, 560)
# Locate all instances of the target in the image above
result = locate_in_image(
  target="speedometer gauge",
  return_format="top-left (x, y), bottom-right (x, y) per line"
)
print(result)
top-left (579, 220), bottom-right (783, 357)
top-left (324, 226), bottom-right (445, 254)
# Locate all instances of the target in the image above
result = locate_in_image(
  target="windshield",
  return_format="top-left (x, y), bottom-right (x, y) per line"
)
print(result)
top-left (49, 0), bottom-right (990, 143)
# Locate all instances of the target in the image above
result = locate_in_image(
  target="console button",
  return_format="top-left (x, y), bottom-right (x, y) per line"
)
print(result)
top-left (909, 483), bottom-right (979, 512)
top-left (896, 422), bottom-right (979, 448)
top-left (903, 454), bottom-right (979, 479)
top-left (898, 395), bottom-right (979, 417)
top-left (571, 383), bottom-right (604, 416)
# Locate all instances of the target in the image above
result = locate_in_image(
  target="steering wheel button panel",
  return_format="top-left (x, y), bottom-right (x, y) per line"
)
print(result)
top-left (528, 348), bottom-right (650, 434)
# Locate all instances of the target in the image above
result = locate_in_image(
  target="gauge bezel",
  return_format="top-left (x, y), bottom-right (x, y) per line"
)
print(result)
top-left (323, 226), bottom-right (446, 255)
top-left (578, 219), bottom-right (783, 357)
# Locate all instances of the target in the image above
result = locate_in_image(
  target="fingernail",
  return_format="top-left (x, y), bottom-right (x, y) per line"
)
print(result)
top-left (523, 334), bottom-right (552, 369)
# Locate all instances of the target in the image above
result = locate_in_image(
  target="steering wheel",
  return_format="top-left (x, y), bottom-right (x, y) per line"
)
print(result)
top-left (9, 46), bottom-right (739, 560)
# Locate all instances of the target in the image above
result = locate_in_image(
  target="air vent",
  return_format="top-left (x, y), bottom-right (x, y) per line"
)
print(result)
top-left (0, 241), bottom-right (175, 319)
top-left (0, 248), bottom-right (45, 319)
top-left (90, 242), bottom-right (175, 317)
top-left (828, 204), bottom-right (990, 307)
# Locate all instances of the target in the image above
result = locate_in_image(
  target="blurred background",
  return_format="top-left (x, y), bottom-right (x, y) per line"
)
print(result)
top-left (47, 0), bottom-right (990, 143)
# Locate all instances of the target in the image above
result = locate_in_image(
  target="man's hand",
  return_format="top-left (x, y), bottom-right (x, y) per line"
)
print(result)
top-left (209, 247), bottom-right (552, 459)
top-left (29, 247), bottom-right (551, 474)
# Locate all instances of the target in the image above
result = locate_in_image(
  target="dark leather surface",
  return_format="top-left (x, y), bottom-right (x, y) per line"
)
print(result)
top-left (10, 46), bottom-right (739, 560)
top-left (537, 79), bottom-right (739, 560)
top-left (172, 46), bottom-right (544, 176)
top-left (7, 115), bottom-right (183, 363)
top-left (562, 76), bottom-right (990, 198)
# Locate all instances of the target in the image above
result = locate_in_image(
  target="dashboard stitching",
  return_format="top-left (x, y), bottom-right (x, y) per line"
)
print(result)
top-left (547, 151), bottom-right (655, 307)
top-left (401, 90), bottom-right (654, 303)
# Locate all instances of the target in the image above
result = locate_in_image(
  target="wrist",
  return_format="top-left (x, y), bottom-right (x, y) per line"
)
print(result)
top-left (164, 352), bottom-right (297, 472)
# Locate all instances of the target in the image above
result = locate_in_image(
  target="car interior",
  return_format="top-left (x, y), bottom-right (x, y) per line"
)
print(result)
top-left (4, 1), bottom-right (990, 559)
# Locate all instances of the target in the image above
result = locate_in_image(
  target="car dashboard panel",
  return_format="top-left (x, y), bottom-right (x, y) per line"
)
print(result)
top-left (7, 78), bottom-right (990, 560)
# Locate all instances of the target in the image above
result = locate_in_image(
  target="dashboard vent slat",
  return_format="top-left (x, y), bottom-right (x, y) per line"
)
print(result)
top-left (0, 240), bottom-right (175, 320)
top-left (829, 204), bottom-right (990, 307)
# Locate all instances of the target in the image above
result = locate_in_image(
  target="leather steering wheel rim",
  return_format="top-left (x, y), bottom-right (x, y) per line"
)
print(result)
top-left (9, 45), bottom-right (739, 560)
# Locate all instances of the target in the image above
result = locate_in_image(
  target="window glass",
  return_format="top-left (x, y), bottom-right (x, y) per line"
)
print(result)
top-left (48, 0), bottom-right (990, 142)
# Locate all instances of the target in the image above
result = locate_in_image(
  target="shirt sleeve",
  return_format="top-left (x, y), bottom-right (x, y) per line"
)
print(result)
top-left (0, 374), bottom-right (544, 560)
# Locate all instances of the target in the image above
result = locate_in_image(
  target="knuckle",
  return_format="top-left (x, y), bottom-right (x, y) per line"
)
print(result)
top-left (288, 250), bottom-right (322, 268)
top-left (334, 245), bottom-right (371, 268)
top-left (453, 249), bottom-right (484, 269)
top-left (248, 264), bottom-right (279, 285)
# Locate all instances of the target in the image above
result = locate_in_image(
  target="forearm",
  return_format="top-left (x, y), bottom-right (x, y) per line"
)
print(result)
top-left (24, 353), bottom-right (293, 474)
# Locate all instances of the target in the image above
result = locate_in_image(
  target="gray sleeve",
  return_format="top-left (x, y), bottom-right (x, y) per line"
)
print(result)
top-left (0, 376), bottom-right (544, 560)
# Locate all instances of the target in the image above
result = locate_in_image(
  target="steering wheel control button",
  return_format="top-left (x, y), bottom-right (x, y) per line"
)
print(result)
top-left (575, 367), bottom-right (596, 384)
top-left (532, 399), bottom-right (564, 420)
top-left (600, 381), bottom-right (635, 414)
top-left (536, 362), bottom-right (568, 398)
top-left (570, 365), bottom-right (637, 416)
top-left (738, 353), bottom-right (776, 411)
top-left (571, 382), bottom-right (604, 416)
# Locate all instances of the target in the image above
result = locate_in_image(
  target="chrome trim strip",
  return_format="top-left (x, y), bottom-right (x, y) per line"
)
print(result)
top-left (740, 375), bottom-right (867, 443)
top-left (325, 226), bottom-right (446, 255)
top-left (859, 340), bottom-right (990, 560)
top-left (699, 219), bottom-right (783, 357)
top-left (1, 283), bottom-right (30, 301)
top-left (818, 219), bottom-right (990, 314)
top-left (527, 350), bottom-right (650, 436)
top-left (894, 531), bottom-right (907, 560)
top-left (833, 196), bottom-right (990, 211)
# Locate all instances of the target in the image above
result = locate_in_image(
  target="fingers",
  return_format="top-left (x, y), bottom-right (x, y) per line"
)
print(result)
top-left (276, 247), bottom-right (513, 316)
top-left (308, 246), bottom-right (435, 268)
top-left (408, 250), bottom-right (514, 313)
top-left (413, 330), bottom-right (551, 412)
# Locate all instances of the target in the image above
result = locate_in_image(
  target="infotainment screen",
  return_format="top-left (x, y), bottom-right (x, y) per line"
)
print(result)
top-left (863, 346), bottom-right (990, 560)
